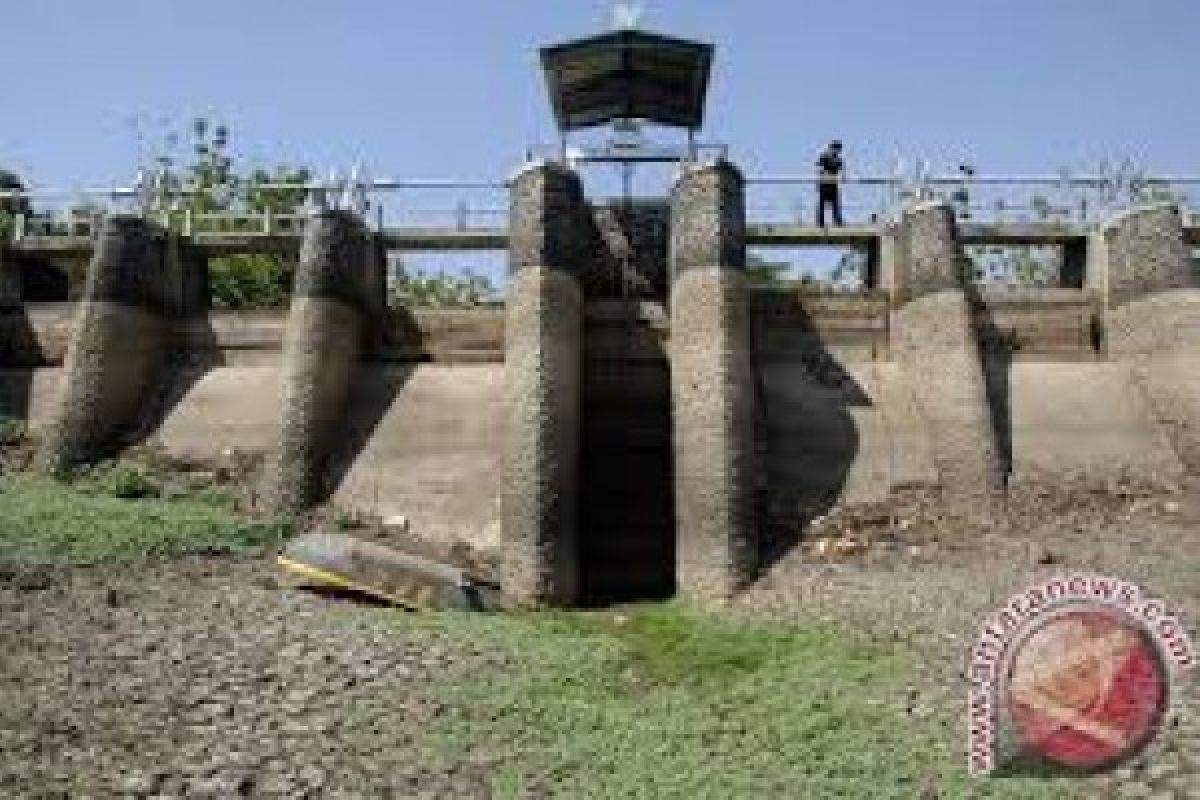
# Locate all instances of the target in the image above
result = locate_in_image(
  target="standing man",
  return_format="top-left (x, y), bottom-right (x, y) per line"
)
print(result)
top-left (816, 140), bottom-right (844, 227)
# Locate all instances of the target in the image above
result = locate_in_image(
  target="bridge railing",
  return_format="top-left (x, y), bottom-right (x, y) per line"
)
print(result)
top-left (163, 209), bottom-right (307, 237)
top-left (8, 209), bottom-right (105, 241)
top-left (7, 208), bottom-right (311, 242)
top-left (7, 174), bottom-right (1200, 247)
top-left (743, 174), bottom-right (1200, 229)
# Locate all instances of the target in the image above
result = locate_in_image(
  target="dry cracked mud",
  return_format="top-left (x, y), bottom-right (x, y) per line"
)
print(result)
top-left (0, 558), bottom-right (506, 798)
top-left (740, 482), bottom-right (1200, 799)
top-left (0, 482), bottom-right (1197, 798)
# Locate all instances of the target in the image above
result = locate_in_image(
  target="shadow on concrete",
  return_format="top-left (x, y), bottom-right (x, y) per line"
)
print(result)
top-left (583, 201), bottom-right (671, 302)
top-left (578, 302), bottom-right (676, 606)
top-left (126, 314), bottom-right (220, 455)
top-left (0, 256), bottom-right (73, 425)
top-left (17, 254), bottom-right (70, 303)
top-left (319, 306), bottom-right (420, 503)
top-left (753, 292), bottom-right (869, 575)
top-left (964, 281), bottom-right (1015, 481)
top-left (131, 250), bottom-right (300, 459)
top-left (0, 250), bottom-right (87, 418)
top-left (0, 302), bottom-right (42, 425)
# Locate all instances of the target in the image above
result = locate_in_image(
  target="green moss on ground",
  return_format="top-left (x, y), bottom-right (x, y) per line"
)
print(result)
top-left (0, 469), bottom-right (289, 565)
top-left (369, 604), bottom-right (1083, 800)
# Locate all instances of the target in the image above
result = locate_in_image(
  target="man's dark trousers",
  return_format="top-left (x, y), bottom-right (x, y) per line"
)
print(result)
top-left (817, 183), bottom-right (842, 227)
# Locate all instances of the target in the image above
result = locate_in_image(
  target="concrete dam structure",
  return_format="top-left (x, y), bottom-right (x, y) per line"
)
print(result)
top-left (3, 24), bottom-right (1198, 607)
top-left (3, 167), bottom-right (1199, 607)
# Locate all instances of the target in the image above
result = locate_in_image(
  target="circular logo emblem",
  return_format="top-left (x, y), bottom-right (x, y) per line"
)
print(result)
top-left (1002, 608), bottom-right (1169, 770)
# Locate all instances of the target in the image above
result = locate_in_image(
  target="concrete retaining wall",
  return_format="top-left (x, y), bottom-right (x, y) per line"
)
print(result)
top-left (760, 360), bottom-right (938, 519)
top-left (12, 291), bottom-right (1084, 371)
top-left (331, 364), bottom-right (505, 551)
top-left (1006, 361), bottom-right (1183, 486)
top-left (973, 288), bottom-right (1098, 359)
top-left (751, 290), bottom-right (890, 362)
top-left (757, 358), bottom-right (1183, 525)
top-left (669, 161), bottom-right (758, 601)
top-left (172, 308), bottom-right (506, 365)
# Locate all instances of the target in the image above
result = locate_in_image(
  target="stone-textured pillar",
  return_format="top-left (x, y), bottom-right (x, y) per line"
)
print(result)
top-left (1096, 204), bottom-right (1200, 474)
top-left (669, 161), bottom-right (757, 602)
top-left (39, 216), bottom-right (169, 472)
top-left (264, 211), bottom-right (368, 514)
top-left (890, 202), bottom-right (1003, 513)
top-left (501, 162), bottom-right (587, 606)
top-left (1094, 204), bottom-right (1192, 308)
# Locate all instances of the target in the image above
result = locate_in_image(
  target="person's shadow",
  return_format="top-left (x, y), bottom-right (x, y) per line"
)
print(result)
top-left (751, 288), bottom-right (869, 573)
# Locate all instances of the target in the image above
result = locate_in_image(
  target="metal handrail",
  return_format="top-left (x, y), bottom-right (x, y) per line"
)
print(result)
top-left (744, 174), bottom-right (1200, 186)
top-left (0, 178), bottom-right (508, 201)
top-left (4, 172), bottom-right (1200, 199)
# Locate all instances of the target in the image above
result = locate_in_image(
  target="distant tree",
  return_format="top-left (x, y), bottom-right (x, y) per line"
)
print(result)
top-left (140, 117), bottom-right (504, 310)
top-left (0, 170), bottom-right (30, 242)
top-left (389, 257), bottom-right (499, 308)
top-left (966, 244), bottom-right (1058, 287)
top-left (137, 116), bottom-right (312, 309)
top-left (744, 253), bottom-right (792, 287)
top-left (1137, 179), bottom-right (1186, 206)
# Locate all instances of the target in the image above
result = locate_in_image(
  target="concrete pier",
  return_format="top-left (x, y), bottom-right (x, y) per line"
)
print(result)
top-left (1096, 204), bottom-right (1200, 475)
top-left (39, 216), bottom-right (169, 472)
top-left (163, 232), bottom-right (210, 319)
top-left (0, 245), bottom-right (20, 308)
top-left (500, 163), bottom-right (587, 606)
top-left (889, 202), bottom-right (1004, 514)
top-left (669, 161), bottom-right (758, 602)
top-left (264, 211), bottom-right (371, 514)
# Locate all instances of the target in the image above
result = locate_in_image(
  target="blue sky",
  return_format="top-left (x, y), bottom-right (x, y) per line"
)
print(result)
top-left (4, 0), bottom-right (1199, 276)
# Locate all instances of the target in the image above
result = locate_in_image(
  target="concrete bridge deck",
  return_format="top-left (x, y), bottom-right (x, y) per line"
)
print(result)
top-left (746, 223), bottom-right (1091, 247)
top-left (12, 221), bottom-right (1199, 256)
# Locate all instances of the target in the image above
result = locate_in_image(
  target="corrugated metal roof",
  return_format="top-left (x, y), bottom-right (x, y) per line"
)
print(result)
top-left (539, 29), bottom-right (713, 132)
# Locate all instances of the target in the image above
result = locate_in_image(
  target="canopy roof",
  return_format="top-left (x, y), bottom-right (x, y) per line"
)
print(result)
top-left (539, 29), bottom-right (713, 132)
